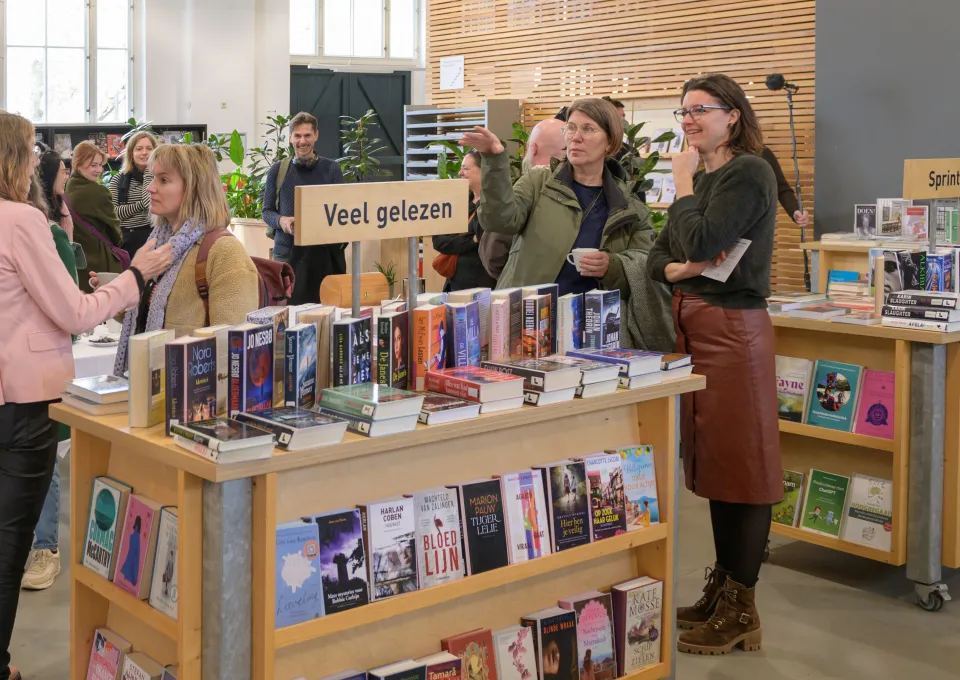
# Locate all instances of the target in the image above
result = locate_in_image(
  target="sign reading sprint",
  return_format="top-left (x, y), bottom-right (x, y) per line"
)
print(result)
top-left (294, 179), bottom-right (470, 245)
top-left (903, 158), bottom-right (960, 200)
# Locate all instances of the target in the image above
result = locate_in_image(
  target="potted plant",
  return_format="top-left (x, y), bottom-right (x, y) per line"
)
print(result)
top-left (619, 123), bottom-right (675, 234)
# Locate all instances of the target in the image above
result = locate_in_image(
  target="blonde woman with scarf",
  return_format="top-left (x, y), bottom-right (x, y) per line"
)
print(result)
top-left (101, 143), bottom-right (260, 376)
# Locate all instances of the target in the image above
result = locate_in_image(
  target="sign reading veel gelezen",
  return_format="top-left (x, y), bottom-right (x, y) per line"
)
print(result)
top-left (294, 179), bottom-right (469, 246)
top-left (903, 158), bottom-right (960, 200)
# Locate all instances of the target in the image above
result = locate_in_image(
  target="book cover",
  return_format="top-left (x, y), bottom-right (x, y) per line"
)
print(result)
top-left (285, 323), bottom-right (318, 409)
top-left (805, 360), bottom-right (863, 432)
top-left (583, 291), bottom-right (602, 349)
top-left (418, 653), bottom-right (462, 680)
top-left (535, 461), bottom-right (590, 551)
top-left (480, 357), bottom-right (580, 393)
top-left (493, 626), bottom-right (537, 680)
top-left (82, 476), bottom-right (130, 580)
top-left (314, 509), bottom-right (369, 614)
top-left (877, 198), bottom-right (910, 236)
top-left (275, 520), bottom-right (323, 627)
top-left (446, 302), bottom-right (474, 368)
top-left (412, 487), bottom-right (466, 588)
top-left (491, 299), bottom-right (510, 361)
top-left (120, 652), bottom-right (165, 680)
top-left (347, 317), bottom-right (373, 385)
top-left (442, 629), bottom-right (498, 680)
top-left (885, 291), bottom-right (959, 308)
top-left (320, 383), bottom-right (423, 419)
top-left (247, 307), bottom-right (290, 407)
top-left (617, 446), bottom-right (659, 529)
top-left (425, 366), bottom-right (524, 402)
top-left (840, 474), bottom-right (893, 551)
top-left (466, 299), bottom-right (483, 366)
top-left (583, 454), bottom-right (627, 540)
top-left (775, 355), bottom-right (814, 423)
top-left (772, 470), bottom-right (805, 527)
top-left (86, 628), bottom-right (131, 680)
top-left (418, 393), bottom-right (478, 423)
top-left (129, 329), bottom-right (176, 428)
top-left (853, 369), bottom-right (895, 439)
top-left (521, 608), bottom-right (579, 680)
top-left (499, 471), bottom-right (551, 564)
top-left (854, 204), bottom-right (877, 237)
top-left (522, 284), bottom-right (559, 354)
top-left (165, 337), bottom-right (218, 436)
top-left (228, 323), bottom-right (274, 416)
top-left (54, 133), bottom-right (73, 156)
top-left (148, 508), bottom-right (178, 619)
top-left (360, 497), bottom-right (418, 600)
top-left (522, 294), bottom-right (551, 358)
top-left (67, 374), bottom-right (128, 403)
top-left (558, 593), bottom-right (616, 680)
top-left (413, 304), bottom-right (447, 391)
top-left (369, 661), bottom-right (426, 680)
top-left (113, 495), bottom-right (162, 599)
top-left (491, 288), bottom-right (523, 357)
top-left (377, 312), bottom-right (410, 389)
top-left (89, 132), bottom-right (108, 154)
top-left (107, 134), bottom-right (124, 160)
top-left (903, 205), bottom-right (929, 240)
top-left (799, 469), bottom-right (850, 538)
top-left (456, 479), bottom-right (510, 575)
top-left (298, 307), bottom-right (335, 391)
top-left (612, 578), bottom-right (663, 674)
top-left (448, 288), bottom-right (491, 361)
top-left (194, 324), bottom-right (232, 417)
top-left (600, 290), bottom-right (620, 349)
top-left (558, 293), bottom-right (584, 355)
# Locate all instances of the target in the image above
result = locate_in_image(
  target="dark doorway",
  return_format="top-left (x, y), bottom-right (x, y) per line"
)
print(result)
top-left (290, 67), bottom-right (411, 182)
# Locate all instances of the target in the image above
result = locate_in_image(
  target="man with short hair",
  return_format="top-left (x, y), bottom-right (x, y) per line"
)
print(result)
top-left (262, 111), bottom-right (345, 304)
top-left (479, 118), bottom-right (567, 280)
top-left (602, 95), bottom-right (627, 120)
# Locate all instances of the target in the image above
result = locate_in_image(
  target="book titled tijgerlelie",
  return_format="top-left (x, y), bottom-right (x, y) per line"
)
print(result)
top-left (417, 393), bottom-right (480, 425)
top-left (772, 469), bottom-right (805, 527)
top-left (425, 366), bottom-right (524, 402)
top-left (165, 336), bottom-right (218, 436)
top-left (840, 474), bottom-right (893, 551)
top-left (442, 628), bottom-right (498, 680)
top-left (112, 494), bottom-right (163, 599)
top-left (581, 453), bottom-right (627, 539)
top-left (799, 468), bottom-right (850, 538)
top-left (566, 348), bottom-right (661, 377)
top-left (170, 418), bottom-right (276, 463)
top-left (311, 508), bottom-right (369, 613)
top-left (247, 306), bottom-right (290, 407)
top-left (128, 329), bottom-right (176, 428)
top-left (234, 407), bottom-right (347, 450)
top-left (82, 476), bottom-right (132, 580)
top-left (481, 357), bottom-right (582, 393)
top-left (558, 591), bottom-right (617, 680)
top-left (520, 607), bottom-right (579, 680)
top-left (148, 507), bottom-right (178, 620)
top-left (451, 479), bottom-right (509, 575)
top-left (86, 627), bottom-right (131, 680)
top-left (410, 487), bottom-right (465, 588)
top-left (532, 460), bottom-right (590, 551)
top-left (498, 470), bottom-right (551, 564)
top-left (227, 322), bottom-right (274, 417)
top-left (612, 576), bottom-right (663, 674)
top-left (359, 496), bottom-right (418, 601)
top-left (275, 519), bottom-right (323, 628)
top-left (320, 383), bottom-right (425, 420)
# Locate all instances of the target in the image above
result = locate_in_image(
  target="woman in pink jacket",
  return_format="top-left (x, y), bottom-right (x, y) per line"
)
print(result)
top-left (0, 112), bottom-right (172, 680)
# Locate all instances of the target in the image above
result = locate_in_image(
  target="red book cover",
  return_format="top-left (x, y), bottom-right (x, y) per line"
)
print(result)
top-left (425, 366), bottom-right (524, 403)
top-left (413, 304), bottom-right (447, 392)
top-left (441, 628), bottom-right (498, 680)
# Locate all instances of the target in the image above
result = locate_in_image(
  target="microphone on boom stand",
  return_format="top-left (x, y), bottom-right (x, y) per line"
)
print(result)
top-left (766, 73), bottom-right (810, 292)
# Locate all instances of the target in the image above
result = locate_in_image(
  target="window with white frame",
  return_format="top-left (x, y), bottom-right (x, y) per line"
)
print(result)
top-left (4, 0), bottom-right (133, 124)
top-left (290, 0), bottom-right (419, 61)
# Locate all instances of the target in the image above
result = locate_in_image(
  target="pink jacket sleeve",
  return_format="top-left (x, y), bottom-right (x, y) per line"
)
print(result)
top-left (13, 212), bottom-right (140, 334)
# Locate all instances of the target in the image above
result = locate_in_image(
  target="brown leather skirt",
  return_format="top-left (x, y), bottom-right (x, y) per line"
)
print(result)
top-left (673, 291), bottom-right (783, 505)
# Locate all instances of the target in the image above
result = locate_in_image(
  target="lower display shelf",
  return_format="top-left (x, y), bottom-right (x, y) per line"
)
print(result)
top-left (623, 662), bottom-right (669, 680)
top-left (778, 419), bottom-right (896, 452)
top-left (274, 522), bottom-right (669, 648)
top-left (770, 523), bottom-right (902, 565)
top-left (73, 564), bottom-right (179, 639)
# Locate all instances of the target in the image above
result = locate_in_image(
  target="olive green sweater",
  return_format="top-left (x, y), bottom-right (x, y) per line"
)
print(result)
top-left (647, 154), bottom-right (777, 309)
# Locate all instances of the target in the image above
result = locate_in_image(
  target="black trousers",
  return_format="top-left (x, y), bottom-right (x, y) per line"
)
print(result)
top-left (121, 225), bottom-right (153, 260)
top-left (0, 402), bottom-right (58, 679)
top-left (709, 499), bottom-right (772, 588)
top-left (274, 230), bottom-right (347, 305)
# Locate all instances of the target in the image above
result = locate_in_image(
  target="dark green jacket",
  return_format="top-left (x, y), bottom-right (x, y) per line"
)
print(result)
top-left (65, 175), bottom-right (123, 293)
top-left (478, 150), bottom-right (655, 297)
top-left (51, 224), bottom-right (79, 286)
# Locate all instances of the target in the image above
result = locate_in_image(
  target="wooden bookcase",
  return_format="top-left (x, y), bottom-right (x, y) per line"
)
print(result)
top-left (53, 375), bottom-right (703, 680)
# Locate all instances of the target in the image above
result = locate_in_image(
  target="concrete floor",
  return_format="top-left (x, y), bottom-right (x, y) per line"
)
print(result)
top-left (9, 459), bottom-right (960, 679)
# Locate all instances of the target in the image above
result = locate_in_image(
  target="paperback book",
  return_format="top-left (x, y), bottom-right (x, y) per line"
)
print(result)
top-left (425, 366), bottom-right (525, 402)
top-left (82, 476), bottom-right (132, 580)
top-left (120, 652), bottom-right (165, 680)
top-left (799, 469), bottom-right (850, 538)
top-left (853, 369), bottom-right (895, 439)
top-left (411, 487), bottom-right (465, 588)
top-left (616, 446), bottom-right (659, 529)
top-left (148, 507), bottom-right (178, 619)
top-left (228, 323), bottom-right (274, 417)
top-left (445, 302), bottom-right (476, 368)
top-left (491, 288), bottom-right (523, 357)
top-left (541, 354), bottom-right (621, 384)
top-left (775, 355), bottom-right (814, 423)
top-left (772, 470), bottom-right (805, 527)
top-left (128, 329), bottom-right (176, 428)
top-left (804, 360), bottom-right (863, 432)
top-left (170, 417), bottom-right (276, 463)
top-left (441, 629), bottom-right (498, 680)
top-left (275, 520), bottom-right (323, 627)
top-left (112, 494), bottom-right (163, 599)
top-left (416, 652), bottom-right (461, 680)
top-left (520, 607), bottom-right (579, 680)
top-left (493, 625), bottom-right (538, 680)
top-left (413, 303), bottom-right (447, 391)
top-left (448, 288), bottom-right (491, 361)
top-left (86, 627), bottom-right (132, 680)
top-left (298, 306), bottom-right (335, 391)
top-left (313, 509), bottom-right (370, 613)
top-left (499, 470), bottom-right (551, 564)
top-left (417, 393), bottom-right (480, 425)
top-left (247, 307), bottom-right (289, 406)
top-left (234, 407), bottom-right (347, 450)
top-left (320, 384), bottom-right (424, 420)
top-left (566, 348), bottom-right (661, 377)
top-left (582, 454), bottom-right (627, 539)
top-left (490, 298), bottom-right (510, 362)
top-left (557, 292), bottom-right (585, 355)
top-left (480, 357), bottom-right (582, 393)
top-left (840, 474), bottom-right (893, 551)
top-left (453, 479), bottom-right (510, 575)
top-left (611, 577), bottom-right (663, 674)
top-left (522, 284), bottom-right (559, 354)
top-left (285, 322), bottom-right (318, 409)
top-left (533, 460), bottom-right (590, 551)
top-left (359, 496), bottom-right (418, 600)
top-left (194, 324), bottom-right (233, 416)
top-left (522, 294), bottom-right (552, 358)
top-left (377, 311), bottom-right (410, 389)
top-left (369, 661), bottom-right (426, 680)
top-left (66, 374), bottom-right (128, 404)
top-left (558, 591), bottom-right (616, 680)
top-left (853, 204), bottom-right (877, 237)
top-left (165, 336), bottom-right (218, 436)
top-left (333, 317), bottom-right (373, 386)
top-left (583, 290), bottom-right (620, 349)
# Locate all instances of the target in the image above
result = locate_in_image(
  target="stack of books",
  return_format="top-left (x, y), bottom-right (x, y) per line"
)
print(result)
top-left (235, 407), bottom-right (348, 450)
top-left (480, 357), bottom-right (581, 406)
top-left (318, 384), bottom-right (424, 437)
top-left (881, 289), bottom-right (960, 332)
top-left (63, 375), bottom-right (129, 416)
top-left (170, 417), bottom-right (277, 463)
top-left (566, 348), bottom-right (667, 389)
top-left (425, 366), bottom-right (525, 413)
top-left (543, 353), bottom-right (620, 398)
top-left (767, 291), bottom-right (828, 315)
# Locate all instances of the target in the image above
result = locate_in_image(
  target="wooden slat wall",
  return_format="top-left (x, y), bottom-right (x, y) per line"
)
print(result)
top-left (426, 0), bottom-right (815, 291)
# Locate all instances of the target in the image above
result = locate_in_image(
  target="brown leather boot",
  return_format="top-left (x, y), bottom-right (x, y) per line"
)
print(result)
top-left (676, 576), bottom-right (762, 655)
top-left (677, 563), bottom-right (729, 630)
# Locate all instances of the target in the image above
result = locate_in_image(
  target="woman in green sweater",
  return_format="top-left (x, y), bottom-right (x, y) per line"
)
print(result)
top-left (65, 141), bottom-right (123, 292)
top-left (647, 74), bottom-right (781, 656)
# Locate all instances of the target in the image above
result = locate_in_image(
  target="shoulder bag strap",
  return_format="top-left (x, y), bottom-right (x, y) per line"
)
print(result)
top-left (195, 227), bottom-right (233, 325)
top-left (61, 194), bottom-right (131, 269)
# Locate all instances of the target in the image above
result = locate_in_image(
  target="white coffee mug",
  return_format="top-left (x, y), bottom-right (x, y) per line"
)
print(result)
top-left (97, 272), bottom-right (119, 286)
top-left (566, 247), bottom-right (600, 272)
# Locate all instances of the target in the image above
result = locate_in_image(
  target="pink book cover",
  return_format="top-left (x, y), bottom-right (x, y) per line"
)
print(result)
top-left (86, 629), bottom-right (124, 680)
top-left (112, 495), bottom-right (157, 597)
top-left (854, 369), bottom-right (895, 439)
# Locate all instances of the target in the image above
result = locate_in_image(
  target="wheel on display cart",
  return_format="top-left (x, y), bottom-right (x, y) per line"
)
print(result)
top-left (917, 590), bottom-right (945, 612)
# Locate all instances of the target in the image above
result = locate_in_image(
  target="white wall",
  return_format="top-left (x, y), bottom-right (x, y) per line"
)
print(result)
top-left (137, 0), bottom-right (290, 147)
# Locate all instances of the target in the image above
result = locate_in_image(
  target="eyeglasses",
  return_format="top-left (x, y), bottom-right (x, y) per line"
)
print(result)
top-left (673, 105), bottom-right (732, 123)
top-left (562, 123), bottom-right (603, 139)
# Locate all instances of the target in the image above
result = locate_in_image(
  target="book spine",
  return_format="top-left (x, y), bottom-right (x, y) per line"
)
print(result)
top-left (508, 291), bottom-right (523, 357)
top-left (522, 297), bottom-right (536, 358)
top-left (450, 308), bottom-right (469, 367)
top-left (285, 331), bottom-right (298, 406)
top-left (321, 408), bottom-right (371, 436)
top-left (881, 316), bottom-right (954, 331)
top-left (885, 292), bottom-right (958, 308)
top-left (425, 373), bottom-right (479, 402)
top-left (333, 325), bottom-right (350, 387)
top-left (491, 303), bottom-right (506, 362)
top-left (466, 302), bottom-right (481, 366)
top-left (228, 330), bottom-right (244, 417)
top-left (480, 361), bottom-right (542, 391)
top-left (584, 293), bottom-right (602, 348)
top-left (170, 424), bottom-right (216, 450)
top-left (317, 391), bottom-right (370, 418)
top-left (377, 316), bottom-right (392, 386)
top-left (882, 304), bottom-right (954, 320)
top-left (165, 345), bottom-right (183, 436)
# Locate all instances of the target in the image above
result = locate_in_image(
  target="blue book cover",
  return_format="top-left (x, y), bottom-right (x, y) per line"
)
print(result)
top-left (805, 360), bottom-right (863, 431)
top-left (275, 520), bottom-right (323, 628)
top-left (465, 300), bottom-right (481, 366)
top-left (601, 290), bottom-right (621, 349)
top-left (244, 324), bottom-right (274, 414)
top-left (351, 318), bottom-right (373, 385)
top-left (617, 445), bottom-right (660, 529)
top-left (583, 290), bottom-right (604, 349)
top-left (446, 304), bottom-right (470, 368)
top-left (313, 509), bottom-right (369, 614)
top-left (571, 293), bottom-right (584, 350)
top-left (285, 324), bottom-right (318, 409)
top-left (165, 338), bottom-right (217, 435)
top-left (927, 254), bottom-right (953, 292)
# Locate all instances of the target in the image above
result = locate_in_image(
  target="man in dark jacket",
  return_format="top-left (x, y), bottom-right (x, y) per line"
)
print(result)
top-left (262, 111), bottom-right (345, 304)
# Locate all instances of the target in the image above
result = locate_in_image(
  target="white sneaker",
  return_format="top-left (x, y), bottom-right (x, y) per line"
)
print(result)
top-left (21, 548), bottom-right (61, 590)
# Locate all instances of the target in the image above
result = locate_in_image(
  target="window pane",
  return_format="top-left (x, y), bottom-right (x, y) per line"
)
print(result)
top-left (389, 0), bottom-right (416, 59)
top-left (97, 0), bottom-right (129, 49)
top-left (96, 48), bottom-right (128, 121)
top-left (47, 47), bottom-right (86, 122)
top-left (353, 0), bottom-right (383, 58)
top-left (6, 0), bottom-right (45, 46)
top-left (290, 0), bottom-right (316, 55)
top-left (323, 0), bottom-right (351, 57)
top-left (6, 47), bottom-right (46, 121)
top-left (48, 0), bottom-right (85, 47)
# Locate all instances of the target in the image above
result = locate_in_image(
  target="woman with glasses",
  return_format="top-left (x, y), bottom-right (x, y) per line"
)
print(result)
top-left (647, 74), bottom-right (781, 656)
top-left (460, 98), bottom-right (657, 300)
top-left (65, 141), bottom-right (124, 292)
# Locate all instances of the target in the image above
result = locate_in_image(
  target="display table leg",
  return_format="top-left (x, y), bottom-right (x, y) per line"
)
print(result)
top-left (203, 479), bottom-right (254, 678)
top-left (907, 343), bottom-right (952, 610)
top-left (667, 395), bottom-right (681, 680)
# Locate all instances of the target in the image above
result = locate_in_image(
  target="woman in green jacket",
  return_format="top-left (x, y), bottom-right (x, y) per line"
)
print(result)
top-left (461, 98), bottom-right (652, 298)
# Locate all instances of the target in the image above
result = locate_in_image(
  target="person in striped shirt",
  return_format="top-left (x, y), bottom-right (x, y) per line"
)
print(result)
top-left (109, 130), bottom-right (157, 258)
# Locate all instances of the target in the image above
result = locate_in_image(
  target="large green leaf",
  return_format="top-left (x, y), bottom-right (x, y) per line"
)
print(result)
top-left (228, 130), bottom-right (245, 167)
